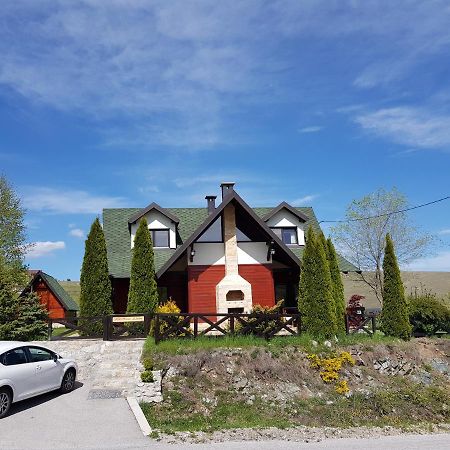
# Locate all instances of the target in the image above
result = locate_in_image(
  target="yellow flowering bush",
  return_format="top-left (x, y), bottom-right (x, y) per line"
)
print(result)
top-left (307, 351), bottom-right (355, 394)
top-left (335, 380), bottom-right (350, 395)
top-left (151, 300), bottom-right (191, 337)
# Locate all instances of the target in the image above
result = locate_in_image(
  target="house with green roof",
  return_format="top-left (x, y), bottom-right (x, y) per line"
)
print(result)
top-left (22, 271), bottom-right (79, 319)
top-left (103, 183), bottom-right (357, 314)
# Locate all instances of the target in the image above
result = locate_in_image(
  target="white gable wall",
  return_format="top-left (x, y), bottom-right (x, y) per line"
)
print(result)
top-left (187, 242), bottom-right (271, 266)
top-left (265, 209), bottom-right (305, 245)
top-left (130, 210), bottom-right (177, 249)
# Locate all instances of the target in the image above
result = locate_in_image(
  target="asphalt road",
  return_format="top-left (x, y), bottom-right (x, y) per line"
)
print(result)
top-left (161, 434), bottom-right (450, 450)
top-left (0, 383), bottom-right (448, 450)
top-left (0, 382), bottom-right (148, 450)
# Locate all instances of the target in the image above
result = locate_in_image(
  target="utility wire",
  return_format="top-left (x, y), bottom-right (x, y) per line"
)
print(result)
top-left (318, 195), bottom-right (450, 224)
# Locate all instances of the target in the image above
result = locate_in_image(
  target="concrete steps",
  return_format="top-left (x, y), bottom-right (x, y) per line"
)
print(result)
top-left (30, 339), bottom-right (162, 401)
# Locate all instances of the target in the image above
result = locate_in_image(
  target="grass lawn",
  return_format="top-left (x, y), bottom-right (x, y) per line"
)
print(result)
top-left (142, 331), bottom-right (401, 359)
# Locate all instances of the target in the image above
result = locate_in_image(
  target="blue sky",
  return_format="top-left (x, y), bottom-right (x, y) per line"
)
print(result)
top-left (1, 1), bottom-right (450, 279)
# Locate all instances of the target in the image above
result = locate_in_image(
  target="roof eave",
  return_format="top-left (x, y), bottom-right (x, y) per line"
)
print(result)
top-left (262, 201), bottom-right (309, 223)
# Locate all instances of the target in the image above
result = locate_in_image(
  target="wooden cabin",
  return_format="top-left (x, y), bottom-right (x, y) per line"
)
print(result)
top-left (22, 271), bottom-right (79, 319)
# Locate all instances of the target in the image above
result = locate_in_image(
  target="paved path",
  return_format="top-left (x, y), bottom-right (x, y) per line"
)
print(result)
top-left (0, 382), bottom-right (149, 450)
top-left (29, 339), bottom-right (162, 402)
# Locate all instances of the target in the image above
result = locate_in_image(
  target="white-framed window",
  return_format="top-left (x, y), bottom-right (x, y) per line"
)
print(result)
top-left (271, 227), bottom-right (298, 245)
top-left (151, 229), bottom-right (170, 248)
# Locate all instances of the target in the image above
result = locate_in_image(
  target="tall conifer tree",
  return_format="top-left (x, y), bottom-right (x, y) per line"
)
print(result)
top-left (381, 234), bottom-right (411, 340)
top-left (127, 218), bottom-right (158, 314)
top-left (80, 218), bottom-right (113, 334)
top-left (299, 228), bottom-right (336, 337)
top-left (326, 237), bottom-right (346, 333)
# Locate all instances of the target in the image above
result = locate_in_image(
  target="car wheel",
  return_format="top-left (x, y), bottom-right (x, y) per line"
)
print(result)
top-left (60, 369), bottom-right (76, 393)
top-left (0, 388), bottom-right (12, 419)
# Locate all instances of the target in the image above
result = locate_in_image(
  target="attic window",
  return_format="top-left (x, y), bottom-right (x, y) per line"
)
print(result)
top-left (271, 227), bottom-right (298, 245)
top-left (151, 229), bottom-right (169, 248)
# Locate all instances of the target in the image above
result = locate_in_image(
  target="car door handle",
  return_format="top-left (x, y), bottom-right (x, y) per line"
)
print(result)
top-left (36, 365), bottom-right (42, 371)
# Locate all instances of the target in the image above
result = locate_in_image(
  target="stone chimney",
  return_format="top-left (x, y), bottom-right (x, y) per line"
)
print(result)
top-left (220, 182), bottom-right (235, 200)
top-left (205, 195), bottom-right (217, 215)
top-left (216, 203), bottom-right (252, 313)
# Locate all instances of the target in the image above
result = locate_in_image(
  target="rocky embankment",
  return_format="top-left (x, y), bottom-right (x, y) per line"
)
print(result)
top-left (145, 337), bottom-right (450, 442)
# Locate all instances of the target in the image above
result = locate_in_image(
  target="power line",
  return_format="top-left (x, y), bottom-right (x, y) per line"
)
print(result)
top-left (318, 195), bottom-right (450, 224)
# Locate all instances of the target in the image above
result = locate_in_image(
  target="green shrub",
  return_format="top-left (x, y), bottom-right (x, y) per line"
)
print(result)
top-left (142, 356), bottom-right (154, 371)
top-left (79, 218), bottom-right (113, 335)
top-left (127, 218), bottom-right (158, 316)
top-left (381, 234), bottom-right (411, 340)
top-left (299, 228), bottom-right (336, 337)
top-left (408, 289), bottom-right (450, 335)
top-left (235, 300), bottom-right (285, 338)
top-left (141, 370), bottom-right (154, 383)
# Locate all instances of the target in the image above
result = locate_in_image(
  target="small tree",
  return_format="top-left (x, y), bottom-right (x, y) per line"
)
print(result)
top-left (0, 276), bottom-right (19, 340)
top-left (381, 234), bottom-right (411, 340)
top-left (80, 218), bottom-right (113, 334)
top-left (0, 175), bottom-right (30, 287)
top-left (299, 228), bottom-right (336, 337)
top-left (326, 237), bottom-right (346, 333)
top-left (331, 188), bottom-right (432, 304)
top-left (0, 275), bottom-right (47, 341)
top-left (127, 218), bottom-right (158, 314)
top-left (14, 292), bottom-right (48, 341)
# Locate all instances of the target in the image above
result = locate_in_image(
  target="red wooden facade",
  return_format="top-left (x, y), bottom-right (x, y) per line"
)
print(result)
top-left (34, 280), bottom-right (66, 319)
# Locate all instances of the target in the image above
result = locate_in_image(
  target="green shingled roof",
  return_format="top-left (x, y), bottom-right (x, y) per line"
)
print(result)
top-left (23, 272), bottom-right (79, 311)
top-left (103, 205), bottom-right (358, 278)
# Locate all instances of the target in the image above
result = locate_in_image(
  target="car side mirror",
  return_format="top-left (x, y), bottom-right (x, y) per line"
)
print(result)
top-left (53, 354), bottom-right (58, 362)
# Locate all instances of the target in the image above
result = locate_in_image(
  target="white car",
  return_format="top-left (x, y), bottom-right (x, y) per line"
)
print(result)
top-left (0, 341), bottom-right (78, 418)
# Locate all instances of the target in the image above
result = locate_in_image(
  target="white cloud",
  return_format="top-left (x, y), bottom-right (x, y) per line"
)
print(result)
top-left (2, 2), bottom-right (450, 148)
top-left (405, 251), bottom-right (450, 271)
top-left (26, 241), bottom-right (66, 259)
top-left (354, 107), bottom-right (450, 150)
top-left (291, 194), bottom-right (318, 205)
top-left (69, 228), bottom-right (84, 238)
top-left (23, 187), bottom-right (126, 214)
top-left (438, 229), bottom-right (450, 235)
top-left (298, 126), bottom-right (322, 134)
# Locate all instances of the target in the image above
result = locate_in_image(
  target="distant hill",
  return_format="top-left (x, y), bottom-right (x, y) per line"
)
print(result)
top-left (55, 272), bottom-right (450, 310)
top-left (59, 281), bottom-right (81, 305)
top-left (343, 271), bottom-right (450, 309)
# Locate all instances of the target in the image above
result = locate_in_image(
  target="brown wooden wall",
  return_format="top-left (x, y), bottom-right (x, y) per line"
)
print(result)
top-left (111, 278), bottom-right (130, 314)
top-left (159, 271), bottom-right (188, 312)
top-left (34, 281), bottom-right (66, 319)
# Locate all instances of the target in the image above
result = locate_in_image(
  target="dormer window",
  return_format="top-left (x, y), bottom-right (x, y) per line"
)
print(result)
top-left (271, 227), bottom-right (298, 245)
top-left (151, 229), bottom-right (170, 248)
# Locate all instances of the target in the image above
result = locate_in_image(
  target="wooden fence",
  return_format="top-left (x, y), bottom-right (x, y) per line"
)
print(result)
top-left (48, 311), bottom-right (377, 342)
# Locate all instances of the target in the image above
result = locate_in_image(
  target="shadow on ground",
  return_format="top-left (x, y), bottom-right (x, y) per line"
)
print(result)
top-left (7, 381), bottom-right (84, 417)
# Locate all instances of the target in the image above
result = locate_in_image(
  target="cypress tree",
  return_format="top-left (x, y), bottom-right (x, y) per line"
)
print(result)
top-left (326, 237), bottom-right (346, 333)
top-left (127, 218), bottom-right (158, 314)
top-left (381, 234), bottom-right (411, 340)
top-left (299, 227), bottom-right (336, 337)
top-left (80, 218), bottom-right (113, 334)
